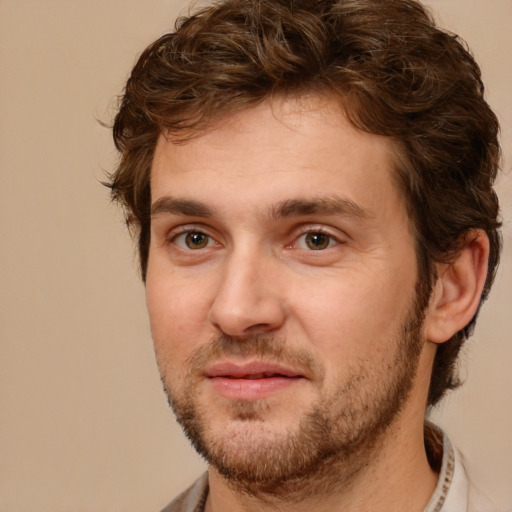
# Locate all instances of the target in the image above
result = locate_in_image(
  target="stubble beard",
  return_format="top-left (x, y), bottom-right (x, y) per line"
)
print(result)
top-left (160, 288), bottom-right (428, 500)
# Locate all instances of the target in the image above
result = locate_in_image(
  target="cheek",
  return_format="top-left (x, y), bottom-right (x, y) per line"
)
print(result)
top-left (290, 268), bottom-right (416, 368)
top-left (145, 273), bottom-right (212, 362)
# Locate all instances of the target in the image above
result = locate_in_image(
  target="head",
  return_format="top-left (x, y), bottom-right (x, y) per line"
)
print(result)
top-left (109, 0), bottom-right (501, 407)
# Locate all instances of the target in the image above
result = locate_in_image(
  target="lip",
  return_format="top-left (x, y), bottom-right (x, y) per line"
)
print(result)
top-left (205, 361), bottom-right (304, 379)
top-left (205, 361), bottom-right (306, 401)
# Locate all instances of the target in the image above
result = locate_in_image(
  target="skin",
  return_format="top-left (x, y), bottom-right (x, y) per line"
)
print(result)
top-left (145, 96), bottom-right (488, 512)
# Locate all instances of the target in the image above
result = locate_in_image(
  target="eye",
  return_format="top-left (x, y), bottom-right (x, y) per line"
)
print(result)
top-left (173, 231), bottom-right (215, 250)
top-left (296, 231), bottom-right (339, 250)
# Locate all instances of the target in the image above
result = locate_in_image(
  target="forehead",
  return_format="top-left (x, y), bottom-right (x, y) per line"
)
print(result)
top-left (150, 96), bottom-right (403, 219)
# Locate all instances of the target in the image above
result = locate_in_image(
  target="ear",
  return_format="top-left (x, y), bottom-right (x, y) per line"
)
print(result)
top-left (425, 230), bottom-right (490, 344)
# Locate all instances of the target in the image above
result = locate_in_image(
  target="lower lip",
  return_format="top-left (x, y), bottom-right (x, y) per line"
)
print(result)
top-left (208, 376), bottom-right (303, 401)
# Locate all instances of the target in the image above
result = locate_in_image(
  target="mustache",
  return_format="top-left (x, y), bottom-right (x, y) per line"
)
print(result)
top-left (185, 334), bottom-right (324, 380)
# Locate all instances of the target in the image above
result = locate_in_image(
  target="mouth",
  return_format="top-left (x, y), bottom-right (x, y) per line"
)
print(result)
top-left (223, 372), bottom-right (290, 380)
top-left (204, 361), bottom-right (306, 400)
top-left (205, 361), bottom-right (304, 379)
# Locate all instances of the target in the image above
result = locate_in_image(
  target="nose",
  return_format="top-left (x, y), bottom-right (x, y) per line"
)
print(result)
top-left (208, 250), bottom-right (286, 337)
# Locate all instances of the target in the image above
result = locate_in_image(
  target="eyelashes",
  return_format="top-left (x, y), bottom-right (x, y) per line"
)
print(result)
top-left (292, 231), bottom-right (341, 251)
top-left (173, 231), bottom-right (217, 250)
top-left (168, 227), bottom-right (342, 252)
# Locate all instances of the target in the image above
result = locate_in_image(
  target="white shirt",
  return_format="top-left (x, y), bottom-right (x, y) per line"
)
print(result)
top-left (424, 426), bottom-right (495, 512)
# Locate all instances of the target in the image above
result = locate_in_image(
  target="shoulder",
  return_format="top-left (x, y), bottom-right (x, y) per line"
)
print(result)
top-left (449, 438), bottom-right (501, 512)
top-left (160, 473), bottom-right (209, 512)
top-left (424, 422), bottom-right (500, 512)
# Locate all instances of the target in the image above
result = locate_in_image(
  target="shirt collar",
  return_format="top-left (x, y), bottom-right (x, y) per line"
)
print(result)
top-left (424, 422), bottom-right (458, 512)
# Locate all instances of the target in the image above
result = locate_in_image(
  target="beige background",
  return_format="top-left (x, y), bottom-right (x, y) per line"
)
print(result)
top-left (0, 1), bottom-right (511, 510)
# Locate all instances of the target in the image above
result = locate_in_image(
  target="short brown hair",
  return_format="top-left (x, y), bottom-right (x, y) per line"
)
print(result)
top-left (109, 0), bottom-right (501, 406)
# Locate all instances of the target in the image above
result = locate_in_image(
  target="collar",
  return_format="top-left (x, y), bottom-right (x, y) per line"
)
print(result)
top-left (424, 422), bottom-right (494, 512)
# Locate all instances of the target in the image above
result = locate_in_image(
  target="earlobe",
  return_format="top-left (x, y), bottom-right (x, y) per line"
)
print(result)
top-left (425, 230), bottom-right (490, 344)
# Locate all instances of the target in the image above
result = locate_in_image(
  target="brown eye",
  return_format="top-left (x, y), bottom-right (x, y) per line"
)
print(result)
top-left (304, 232), bottom-right (331, 250)
top-left (183, 231), bottom-right (210, 249)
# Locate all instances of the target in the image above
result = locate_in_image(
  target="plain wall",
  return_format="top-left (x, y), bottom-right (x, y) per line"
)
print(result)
top-left (1, 1), bottom-right (511, 510)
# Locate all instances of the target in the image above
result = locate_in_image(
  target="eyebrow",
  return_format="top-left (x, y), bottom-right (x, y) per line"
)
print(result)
top-left (151, 197), bottom-right (214, 218)
top-left (150, 195), bottom-right (371, 221)
top-left (271, 196), bottom-right (371, 220)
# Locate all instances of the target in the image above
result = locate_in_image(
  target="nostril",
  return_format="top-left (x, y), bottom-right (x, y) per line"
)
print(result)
top-left (247, 323), bottom-right (268, 331)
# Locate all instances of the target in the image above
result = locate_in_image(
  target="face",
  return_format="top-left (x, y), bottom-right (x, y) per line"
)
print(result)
top-left (146, 97), bottom-right (429, 495)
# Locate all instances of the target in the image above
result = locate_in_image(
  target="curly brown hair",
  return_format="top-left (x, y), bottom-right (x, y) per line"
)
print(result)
top-left (109, 0), bottom-right (501, 406)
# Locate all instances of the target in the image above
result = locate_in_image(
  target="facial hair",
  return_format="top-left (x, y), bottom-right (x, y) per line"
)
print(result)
top-left (160, 287), bottom-right (428, 500)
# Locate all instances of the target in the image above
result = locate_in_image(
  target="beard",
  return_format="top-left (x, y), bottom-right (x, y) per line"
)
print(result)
top-left (159, 285), bottom-right (429, 500)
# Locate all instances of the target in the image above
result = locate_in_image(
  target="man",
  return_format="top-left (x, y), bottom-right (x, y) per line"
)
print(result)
top-left (108, 0), bottom-right (502, 510)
